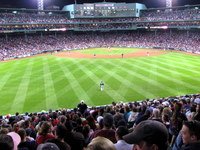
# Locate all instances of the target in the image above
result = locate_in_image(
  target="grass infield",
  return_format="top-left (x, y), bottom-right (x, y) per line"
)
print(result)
top-left (0, 48), bottom-right (200, 115)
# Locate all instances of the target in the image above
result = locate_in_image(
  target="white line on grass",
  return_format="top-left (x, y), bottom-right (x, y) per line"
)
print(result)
top-left (43, 58), bottom-right (59, 110)
top-left (124, 59), bottom-right (178, 95)
top-left (56, 59), bottom-right (93, 106)
top-left (73, 59), bottom-right (126, 102)
top-left (0, 62), bottom-right (19, 91)
top-left (11, 60), bottom-right (33, 113)
top-left (104, 60), bottom-right (157, 99)
top-left (139, 58), bottom-right (200, 91)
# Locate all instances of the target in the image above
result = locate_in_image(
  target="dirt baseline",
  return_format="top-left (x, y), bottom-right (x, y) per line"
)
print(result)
top-left (54, 49), bottom-right (168, 59)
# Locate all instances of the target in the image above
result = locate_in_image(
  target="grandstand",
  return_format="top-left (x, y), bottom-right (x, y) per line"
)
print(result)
top-left (0, 1), bottom-right (200, 150)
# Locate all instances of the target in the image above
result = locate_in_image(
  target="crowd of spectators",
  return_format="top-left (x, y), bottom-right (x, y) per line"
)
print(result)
top-left (0, 13), bottom-right (69, 24)
top-left (0, 6), bottom-right (200, 150)
top-left (0, 7), bottom-right (199, 32)
top-left (0, 7), bottom-right (200, 25)
top-left (72, 8), bottom-right (200, 23)
top-left (0, 30), bottom-right (199, 61)
top-left (0, 21), bottom-right (199, 32)
top-left (140, 8), bottom-right (200, 21)
top-left (0, 93), bottom-right (200, 150)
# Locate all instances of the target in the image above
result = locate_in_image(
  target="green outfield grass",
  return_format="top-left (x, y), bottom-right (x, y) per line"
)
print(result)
top-left (0, 48), bottom-right (200, 115)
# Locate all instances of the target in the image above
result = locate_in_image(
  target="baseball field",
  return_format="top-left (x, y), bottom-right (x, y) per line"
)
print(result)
top-left (0, 47), bottom-right (200, 115)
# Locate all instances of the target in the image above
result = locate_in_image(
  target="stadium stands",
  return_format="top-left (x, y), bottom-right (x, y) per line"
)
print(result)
top-left (0, 30), bottom-right (199, 61)
top-left (0, 93), bottom-right (200, 150)
top-left (0, 7), bottom-right (200, 24)
top-left (0, 4), bottom-right (200, 150)
top-left (0, 5), bottom-right (199, 31)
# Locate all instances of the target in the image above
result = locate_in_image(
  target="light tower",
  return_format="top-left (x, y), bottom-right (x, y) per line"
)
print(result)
top-left (37, 0), bottom-right (44, 11)
top-left (166, 0), bottom-right (172, 8)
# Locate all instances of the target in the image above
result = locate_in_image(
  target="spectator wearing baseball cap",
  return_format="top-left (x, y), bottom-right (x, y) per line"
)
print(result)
top-left (123, 120), bottom-right (169, 150)
top-left (77, 100), bottom-right (88, 114)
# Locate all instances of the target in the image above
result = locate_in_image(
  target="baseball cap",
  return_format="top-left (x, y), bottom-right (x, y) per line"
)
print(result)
top-left (123, 120), bottom-right (168, 146)
top-left (194, 98), bottom-right (200, 105)
top-left (37, 142), bottom-right (60, 150)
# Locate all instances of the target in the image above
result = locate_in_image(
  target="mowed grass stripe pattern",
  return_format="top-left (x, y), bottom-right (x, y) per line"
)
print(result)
top-left (11, 59), bottom-right (33, 112)
top-left (0, 49), bottom-right (200, 114)
top-left (43, 57), bottom-right (59, 110)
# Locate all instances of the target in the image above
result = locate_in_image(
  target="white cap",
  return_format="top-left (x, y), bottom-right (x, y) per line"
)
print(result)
top-left (97, 116), bottom-right (103, 123)
top-left (194, 98), bottom-right (200, 104)
top-left (162, 101), bottom-right (169, 107)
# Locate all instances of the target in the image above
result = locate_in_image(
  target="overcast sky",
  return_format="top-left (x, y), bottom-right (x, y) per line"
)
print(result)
top-left (0, 0), bottom-right (199, 9)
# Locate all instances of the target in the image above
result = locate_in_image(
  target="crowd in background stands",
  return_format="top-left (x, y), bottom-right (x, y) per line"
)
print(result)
top-left (140, 9), bottom-right (200, 21)
top-left (0, 13), bottom-right (69, 24)
top-left (0, 93), bottom-right (200, 150)
top-left (0, 30), bottom-right (199, 61)
top-left (0, 8), bottom-right (199, 32)
top-left (0, 8), bottom-right (200, 25)
top-left (0, 21), bottom-right (199, 32)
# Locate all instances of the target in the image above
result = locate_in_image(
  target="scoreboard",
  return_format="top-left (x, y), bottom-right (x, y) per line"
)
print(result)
top-left (73, 3), bottom-right (139, 18)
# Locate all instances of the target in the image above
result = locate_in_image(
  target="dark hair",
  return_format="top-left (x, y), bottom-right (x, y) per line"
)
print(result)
top-left (39, 121), bottom-right (51, 136)
top-left (18, 128), bottom-right (26, 141)
top-left (0, 134), bottom-right (14, 150)
top-left (116, 119), bottom-right (126, 128)
top-left (64, 120), bottom-right (73, 132)
top-left (141, 140), bottom-right (168, 150)
top-left (103, 113), bottom-right (114, 128)
top-left (183, 121), bottom-right (200, 140)
top-left (56, 124), bottom-right (67, 139)
top-left (116, 126), bottom-right (129, 139)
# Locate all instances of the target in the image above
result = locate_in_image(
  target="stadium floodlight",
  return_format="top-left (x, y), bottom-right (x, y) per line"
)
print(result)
top-left (37, 0), bottom-right (44, 10)
top-left (166, 0), bottom-right (172, 8)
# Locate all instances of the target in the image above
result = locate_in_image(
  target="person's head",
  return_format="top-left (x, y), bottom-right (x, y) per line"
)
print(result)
top-left (152, 108), bottom-right (160, 119)
top-left (17, 128), bottom-right (27, 142)
top-left (87, 136), bottom-right (116, 150)
top-left (162, 114), bottom-right (170, 123)
top-left (37, 142), bottom-right (60, 150)
top-left (103, 113), bottom-right (114, 129)
top-left (181, 121), bottom-right (200, 145)
top-left (174, 102), bottom-right (182, 113)
top-left (196, 104), bottom-right (200, 113)
top-left (23, 120), bottom-right (31, 128)
top-left (82, 125), bottom-right (91, 138)
top-left (0, 134), bottom-right (14, 150)
top-left (58, 115), bottom-right (67, 125)
top-left (115, 126), bottom-right (129, 140)
top-left (55, 124), bottom-right (67, 140)
top-left (123, 120), bottom-right (168, 150)
top-left (64, 120), bottom-right (73, 132)
top-left (39, 121), bottom-right (52, 135)
top-left (0, 128), bottom-right (9, 134)
top-left (13, 123), bottom-right (20, 133)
